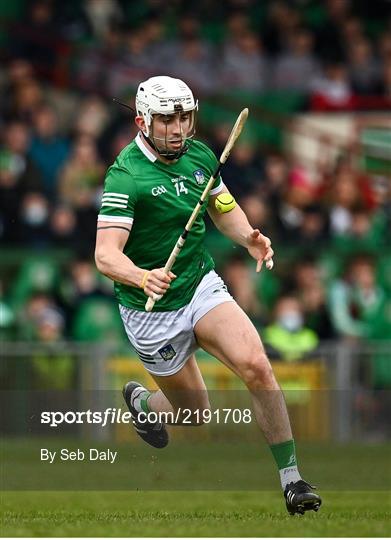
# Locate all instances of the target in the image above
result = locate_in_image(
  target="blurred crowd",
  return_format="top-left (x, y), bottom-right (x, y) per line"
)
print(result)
top-left (2, 0), bottom-right (391, 103)
top-left (0, 1), bottom-right (390, 387)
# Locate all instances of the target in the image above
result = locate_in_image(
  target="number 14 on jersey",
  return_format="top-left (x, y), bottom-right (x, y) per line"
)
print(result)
top-left (175, 181), bottom-right (188, 196)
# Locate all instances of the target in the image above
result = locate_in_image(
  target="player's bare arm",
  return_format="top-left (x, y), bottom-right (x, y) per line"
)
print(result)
top-left (95, 224), bottom-right (175, 296)
top-left (208, 189), bottom-right (274, 272)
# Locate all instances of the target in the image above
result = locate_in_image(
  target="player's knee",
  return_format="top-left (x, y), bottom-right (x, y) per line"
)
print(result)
top-left (240, 352), bottom-right (274, 388)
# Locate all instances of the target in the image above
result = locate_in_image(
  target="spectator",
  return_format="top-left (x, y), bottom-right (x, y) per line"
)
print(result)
top-left (291, 259), bottom-right (335, 340)
top-left (263, 1), bottom-right (301, 56)
top-left (328, 255), bottom-right (387, 340)
top-left (34, 306), bottom-right (66, 343)
top-left (58, 134), bottom-right (104, 209)
top-left (16, 292), bottom-right (60, 340)
top-left (239, 194), bottom-right (270, 235)
top-left (9, 0), bottom-right (62, 81)
top-left (258, 154), bottom-right (289, 202)
top-left (10, 78), bottom-right (44, 123)
top-left (29, 104), bottom-right (70, 199)
top-left (0, 59), bottom-right (35, 120)
top-left (108, 27), bottom-right (156, 95)
top-left (17, 293), bottom-right (74, 389)
top-left (9, 256), bottom-right (61, 313)
top-left (298, 204), bottom-right (330, 247)
top-left (219, 31), bottom-right (269, 91)
top-left (63, 259), bottom-right (111, 309)
top-left (155, 13), bottom-right (208, 62)
top-left (273, 171), bottom-right (316, 243)
top-left (18, 191), bottom-right (51, 247)
top-left (57, 134), bottom-right (104, 255)
top-left (83, 0), bottom-right (123, 40)
top-left (0, 120), bottom-right (43, 244)
top-left (377, 31), bottom-right (391, 65)
top-left (225, 11), bottom-right (250, 42)
top-left (315, 0), bottom-right (352, 62)
top-left (75, 23), bottom-right (123, 95)
top-left (326, 166), bottom-right (362, 236)
top-left (74, 95), bottom-right (110, 139)
top-left (347, 38), bottom-right (381, 95)
top-left (331, 205), bottom-right (388, 254)
top-left (263, 295), bottom-right (319, 362)
top-left (166, 36), bottom-right (216, 95)
top-left (273, 28), bottom-right (320, 92)
top-left (223, 252), bottom-right (263, 323)
top-left (310, 62), bottom-right (354, 111)
top-left (219, 141), bottom-right (263, 199)
top-left (367, 178), bottom-right (390, 237)
top-left (49, 204), bottom-right (78, 251)
top-left (339, 15), bottom-right (365, 59)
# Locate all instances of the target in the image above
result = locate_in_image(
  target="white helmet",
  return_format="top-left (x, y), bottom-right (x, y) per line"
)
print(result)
top-left (135, 75), bottom-right (198, 159)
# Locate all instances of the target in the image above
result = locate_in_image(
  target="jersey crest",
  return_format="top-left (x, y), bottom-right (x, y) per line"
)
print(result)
top-left (193, 169), bottom-right (206, 185)
top-left (158, 344), bottom-right (177, 361)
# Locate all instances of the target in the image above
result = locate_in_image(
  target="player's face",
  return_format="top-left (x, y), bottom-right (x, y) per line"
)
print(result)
top-left (151, 112), bottom-right (192, 153)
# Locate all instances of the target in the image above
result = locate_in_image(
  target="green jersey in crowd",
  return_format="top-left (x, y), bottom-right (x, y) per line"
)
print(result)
top-left (98, 133), bottom-right (223, 311)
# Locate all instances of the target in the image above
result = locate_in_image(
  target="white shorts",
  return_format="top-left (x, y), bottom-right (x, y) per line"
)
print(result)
top-left (119, 270), bottom-right (234, 376)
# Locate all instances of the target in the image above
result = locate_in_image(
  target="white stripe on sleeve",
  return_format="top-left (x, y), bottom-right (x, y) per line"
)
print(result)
top-left (209, 181), bottom-right (225, 196)
top-left (103, 192), bottom-right (129, 199)
top-left (97, 215), bottom-right (134, 224)
top-left (102, 197), bottom-right (129, 204)
top-left (101, 202), bottom-right (127, 209)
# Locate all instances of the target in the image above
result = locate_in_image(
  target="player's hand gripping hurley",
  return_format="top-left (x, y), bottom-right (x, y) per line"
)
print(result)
top-left (145, 108), bottom-right (249, 312)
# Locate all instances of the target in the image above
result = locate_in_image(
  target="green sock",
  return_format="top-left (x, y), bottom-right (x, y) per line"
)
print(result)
top-left (132, 389), bottom-right (151, 414)
top-left (269, 439), bottom-right (301, 489)
top-left (270, 439), bottom-right (297, 469)
top-left (140, 392), bottom-right (151, 413)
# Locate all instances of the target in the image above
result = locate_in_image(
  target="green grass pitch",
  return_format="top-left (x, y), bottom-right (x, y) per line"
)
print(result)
top-left (1, 438), bottom-right (390, 536)
top-left (1, 490), bottom-right (390, 537)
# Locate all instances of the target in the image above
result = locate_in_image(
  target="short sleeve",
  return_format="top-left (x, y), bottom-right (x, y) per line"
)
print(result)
top-left (209, 176), bottom-right (223, 195)
top-left (196, 141), bottom-right (223, 195)
top-left (97, 164), bottom-right (137, 225)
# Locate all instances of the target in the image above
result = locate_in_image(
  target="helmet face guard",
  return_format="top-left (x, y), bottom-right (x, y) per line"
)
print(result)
top-left (136, 76), bottom-right (198, 160)
top-left (146, 106), bottom-right (197, 160)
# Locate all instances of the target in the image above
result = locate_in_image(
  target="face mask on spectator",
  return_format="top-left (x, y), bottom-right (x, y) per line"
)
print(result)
top-left (278, 311), bottom-right (303, 332)
top-left (23, 203), bottom-right (48, 226)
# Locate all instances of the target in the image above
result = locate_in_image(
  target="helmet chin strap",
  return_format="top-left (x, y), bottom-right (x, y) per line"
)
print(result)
top-left (141, 131), bottom-right (190, 160)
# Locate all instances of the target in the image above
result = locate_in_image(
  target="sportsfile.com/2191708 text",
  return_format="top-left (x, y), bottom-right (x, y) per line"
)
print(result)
top-left (40, 408), bottom-right (253, 427)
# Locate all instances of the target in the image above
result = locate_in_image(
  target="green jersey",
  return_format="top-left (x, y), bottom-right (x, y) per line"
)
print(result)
top-left (98, 133), bottom-right (223, 311)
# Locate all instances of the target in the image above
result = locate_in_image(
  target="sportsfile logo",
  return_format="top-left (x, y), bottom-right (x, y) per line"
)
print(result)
top-left (41, 409), bottom-right (133, 427)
